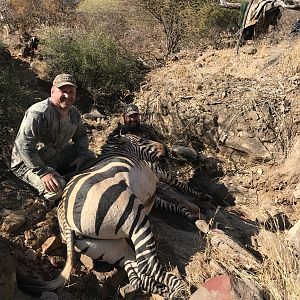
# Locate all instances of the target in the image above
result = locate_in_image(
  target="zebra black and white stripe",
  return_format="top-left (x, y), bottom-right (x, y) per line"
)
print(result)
top-left (104, 135), bottom-right (204, 199)
top-left (18, 134), bottom-right (201, 298)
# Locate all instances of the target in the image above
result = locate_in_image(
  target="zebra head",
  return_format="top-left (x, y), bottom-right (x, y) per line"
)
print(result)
top-left (103, 134), bottom-right (168, 163)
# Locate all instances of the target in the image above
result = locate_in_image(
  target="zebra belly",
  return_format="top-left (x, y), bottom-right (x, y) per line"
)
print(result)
top-left (64, 162), bottom-right (158, 239)
top-left (74, 237), bottom-right (135, 266)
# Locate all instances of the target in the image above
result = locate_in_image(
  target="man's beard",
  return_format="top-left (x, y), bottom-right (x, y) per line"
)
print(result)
top-left (126, 122), bottom-right (138, 129)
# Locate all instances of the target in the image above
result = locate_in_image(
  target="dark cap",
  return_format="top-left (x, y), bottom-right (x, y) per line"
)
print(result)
top-left (124, 104), bottom-right (139, 116)
top-left (52, 73), bottom-right (77, 88)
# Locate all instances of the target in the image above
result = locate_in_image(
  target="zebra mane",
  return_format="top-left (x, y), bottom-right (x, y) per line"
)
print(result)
top-left (101, 134), bottom-right (166, 164)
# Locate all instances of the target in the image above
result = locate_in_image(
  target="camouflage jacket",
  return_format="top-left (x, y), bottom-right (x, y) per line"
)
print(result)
top-left (11, 98), bottom-right (89, 177)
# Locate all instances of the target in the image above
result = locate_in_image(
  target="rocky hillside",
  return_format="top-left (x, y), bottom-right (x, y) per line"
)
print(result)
top-left (1, 18), bottom-right (300, 300)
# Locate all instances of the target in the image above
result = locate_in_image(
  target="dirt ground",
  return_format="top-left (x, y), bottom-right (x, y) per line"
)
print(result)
top-left (1, 12), bottom-right (300, 299)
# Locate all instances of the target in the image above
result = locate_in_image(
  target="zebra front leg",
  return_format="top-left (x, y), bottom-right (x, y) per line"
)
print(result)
top-left (128, 205), bottom-right (186, 297)
top-left (151, 165), bottom-right (206, 198)
top-left (154, 195), bottom-right (200, 221)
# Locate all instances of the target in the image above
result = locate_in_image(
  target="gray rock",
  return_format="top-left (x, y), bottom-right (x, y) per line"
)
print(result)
top-left (189, 286), bottom-right (214, 300)
top-left (224, 135), bottom-right (272, 162)
top-left (171, 145), bottom-right (198, 161)
top-left (41, 236), bottom-right (62, 255)
top-left (234, 277), bottom-right (264, 300)
top-left (82, 108), bottom-right (105, 121)
top-left (190, 275), bottom-right (264, 300)
top-left (287, 219), bottom-right (300, 251)
top-left (292, 182), bottom-right (300, 202)
top-left (241, 46), bottom-right (257, 55)
top-left (195, 219), bottom-right (210, 234)
top-left (80, 253), bottom-right (94, 270)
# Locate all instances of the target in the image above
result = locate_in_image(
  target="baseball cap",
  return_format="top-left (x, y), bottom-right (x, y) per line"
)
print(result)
top-left (124, 104), bottom-right (139, 116)
top-left (52, 73), bottom-right (77, 88)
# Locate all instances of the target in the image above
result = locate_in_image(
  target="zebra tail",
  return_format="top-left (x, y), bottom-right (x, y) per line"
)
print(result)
top-left (17, 230), bottom-right (74, 294)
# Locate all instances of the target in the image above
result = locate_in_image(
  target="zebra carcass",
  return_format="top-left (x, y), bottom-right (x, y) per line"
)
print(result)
top-left (18, 134), bottom-right (203, 299)
top-left (220, 0), bottom-right (300, 41)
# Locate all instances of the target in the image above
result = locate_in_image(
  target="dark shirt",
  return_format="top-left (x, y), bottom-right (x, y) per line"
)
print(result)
top-left (109, 122), bottom-right (163, 143)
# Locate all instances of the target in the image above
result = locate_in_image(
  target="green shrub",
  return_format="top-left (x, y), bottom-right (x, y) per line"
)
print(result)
top-left (41, 27), bottom-right (141, 108)
top-left (181, 1), bottom-right (240, 47)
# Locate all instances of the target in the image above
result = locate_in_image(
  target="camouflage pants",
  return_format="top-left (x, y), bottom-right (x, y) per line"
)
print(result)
top-left (22, 171), bottom-right (66, 201)
top-left (15, 144), bottom-right (80, 201)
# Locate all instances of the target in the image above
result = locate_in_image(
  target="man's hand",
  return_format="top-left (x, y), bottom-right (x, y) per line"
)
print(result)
top-left (41, 172), bottom-right (61, 193)
top-left (69, 156), bottom-right (87, 172)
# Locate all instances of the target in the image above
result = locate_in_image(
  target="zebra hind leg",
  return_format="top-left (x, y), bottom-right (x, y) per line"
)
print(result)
top-left (124, 260), bottom-right (171, 298)
top-left (129, 207), bottom-right (186, 297)
top-left (73, 237), bottom-right (172, 298)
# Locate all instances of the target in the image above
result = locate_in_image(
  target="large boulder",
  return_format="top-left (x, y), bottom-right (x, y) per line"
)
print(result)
top-left (190, 274), bottom-right (263, 300)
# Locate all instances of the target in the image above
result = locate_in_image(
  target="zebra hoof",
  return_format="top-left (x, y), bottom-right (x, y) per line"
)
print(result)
top-left (118, 283), bottom-right (140, 298)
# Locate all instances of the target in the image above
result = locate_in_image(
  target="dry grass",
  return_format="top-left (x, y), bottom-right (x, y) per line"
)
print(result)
top-left (279, 38), bottom-right (300, 77)
top-left (246, 229), bottom-right (300, 300)
top-left (185, 223), bottom-right (300, 300)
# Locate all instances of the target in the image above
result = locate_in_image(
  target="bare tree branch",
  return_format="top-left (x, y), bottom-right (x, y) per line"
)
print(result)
top-left (277, 0), bottom-right (300, 9)
top-left (219, 0), bottom-right (241, 9)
